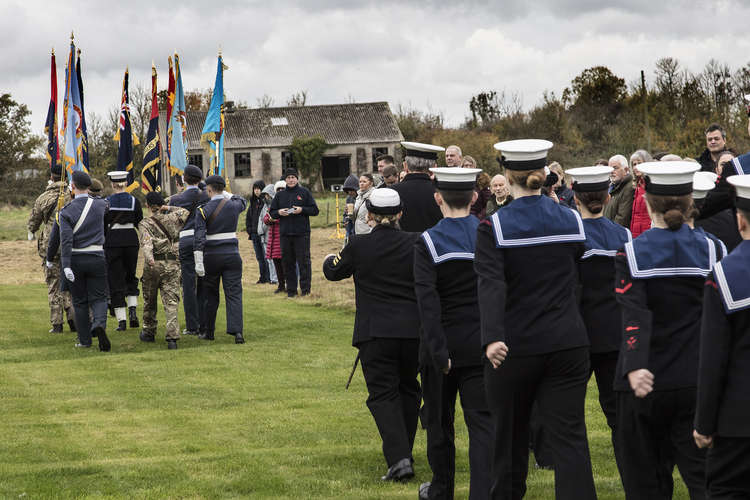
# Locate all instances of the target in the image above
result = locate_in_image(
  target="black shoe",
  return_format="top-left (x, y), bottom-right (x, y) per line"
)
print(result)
top-left (167, 339), bottom-right (178, 350)
top-left (256, 278), bottom-right (270, 284)
top-left (94, 327), bottom-right (110, 352)
top-left (182, 329), bottom-right (198, 336)
top-left (287, 291), bottom-right (298, 298)
top-left (128, 307), bottom-right (139, 328)
top-left (67, 319), bottom-right (76, 332)
top-left (74, 343), bottom-right (92, 348)
top-left (108, 305), bottom-right (115, 317)
top-left (274, 287), bottom-right (285, 294)
top-left (116, 320), bottom-right (127, 331)
top-left (49, 324), bottom-right (63, 333)
top-left (139, 331), bottom-right (155, 343)
top-left (419, 482), bottom-right (431, 500)
top-left (301, 290), bottom-right (310, 297)
top-left (381, 458), bottom-right (414, 482)
top-left (234, 333), bottom-right (245, 344)
top-left (198, 332), bottom-right (215, 341)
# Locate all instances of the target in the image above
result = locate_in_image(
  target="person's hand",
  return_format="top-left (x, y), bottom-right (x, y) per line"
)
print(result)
top-left (279, 208), bottom-right (290, 217)
top-left (63, 267), bottom-right (75, 282)
top-left (693, 430), bottom-right (714, 449)
top-left (27, 231), bottom-right (35, 241)
top-left (485, 341), bottom-right (509, 369)
top-left (628, 369), bottom-right (654, 398)
top-left (159, 205), bottom-right (170, 212)
top-left (443, 358), bottom-right (452, 375)
top-left (45, 260), bottom-right (54, 269)
top-left (194, 251), bottom-right (205, 277)
top-left (147, 257), bottom-right (155, 267)
top-left (292, 206), bottom-right (302, 215)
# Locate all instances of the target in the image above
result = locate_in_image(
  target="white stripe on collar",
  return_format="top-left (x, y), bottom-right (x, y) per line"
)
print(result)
top-left (625, 235), bottom-right (716, 278)
top-left (421, 232), bottom-right (474, 264)
top-left (714, 261), bottom-right (750, 312)
top-left (732, 157), bottom-right (748, 175)
top-left (581, 227), bottom-right (632, 260)
top-left (490, 208), bottom-right (586, 248)
top-left (108, 195), bottom-right (136, 211)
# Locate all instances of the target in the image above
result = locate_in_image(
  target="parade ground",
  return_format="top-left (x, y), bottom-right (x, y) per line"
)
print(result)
top-left (0, 208), bottom-right (687, 499)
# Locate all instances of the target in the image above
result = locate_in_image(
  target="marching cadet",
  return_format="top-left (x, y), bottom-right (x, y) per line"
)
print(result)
top-left (413, 167), bottom-right (493, 500)
top-left (694, 175), bottom-right (750, 498)
top-left (692, 171), bottom-right (729, 259)
top-left (474, 139), bottom-right (596, 500)
top-left (567, 165), bottom-right (632, 481)
top-left (105, 170), bottom-right (143, 331)
top-left (393, 141), bottom-right (444, 232)
top-left (193, 174), bottom-right (247, 344)
top-left (46, 171), bottom-right (110, 351)
top-left (322, 188), bottom-right (421, 483)
top-left (613, 161), bottom-right (722, 499)
top-left (138, 192), bottom-right (189, 349)
top-left (27, 163), bottom-right (75, 334)
top-left (169, 164), bottom-right (209, 336)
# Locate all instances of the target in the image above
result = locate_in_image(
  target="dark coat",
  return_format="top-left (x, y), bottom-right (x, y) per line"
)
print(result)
top-left (194, 195), bottom-right (247, 255)
top-left (104, 192), bottom-right (143, 248)
top-left (322, 225), bottom-right (421, 346)
top-left (392, 172), bottom-right (442, 232)
top-left (697, 148), bottom-right (717, 173)
top-left (555, 184), bottom-right (576, 209)
top-left (603, 175), bottom-right (635, 228)
top-left (168, 185), bottom-right (210, 250)
top-left (269, 184), bottom-right (319, 236)
top-left (245, 180), bottom-right (266, 235)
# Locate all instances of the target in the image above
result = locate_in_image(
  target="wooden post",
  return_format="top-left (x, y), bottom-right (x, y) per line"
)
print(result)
top-left (641, 70), bottom-right (651, 151)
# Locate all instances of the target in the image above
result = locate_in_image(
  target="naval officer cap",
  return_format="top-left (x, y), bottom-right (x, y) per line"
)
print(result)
top-left (692, 171), bottom-right (718, 200)
top-left (71, 170), bottom-right (91, 188)
top-left (494, 139), bottom-right (553, 171)
top-left (567, 166), bottom-right (613, 192)
top-left (727, 175), bottom-right (750, 211)
top-left (637, 161), bottom-right (700, 196)
top-left (205, 174), bottom-right (226, 188)
top-left (107, 170), bottom-right (129, 182)
top-left (430, 167), bottom-right (482, 191)
top-left (401, 141), bottom-right (445, 161)
top-left (184, 164), bottom-right (203, 179)
top-left (366, 188), bottom-right (402, 215)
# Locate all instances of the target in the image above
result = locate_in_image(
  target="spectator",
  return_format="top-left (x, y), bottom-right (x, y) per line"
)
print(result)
top-left (485, 174), bottom-right (512, 217)
top-left (393, 142), bottom-right (444, 232)
top-left (549, 162), bottom-right (575, 209)
top-left (375, 154), bottom-right (395, 187)
top-left (697, 123), bottom-right (728, 172)
top-left (595, 159), bottom-right (609, 166)
top-left (629, 149), bottom-right (652, 178)
top-left (660, 154), bottom-right (683, 162)
top-left (695, 151), bottom-right (743, 251)
top-left (246, 180), bottom-right (270, 284)
top-left (445, 145), bottom-right (462, 167)
top-left (381, 165), bottom-right (399, 187)
top-left (604, 154), bottom-right (635, 228)
top-left (342, 174), bottom-right (359, 239)
top-left (269, 168), bottom-right (319, 297)
top-left (258, 184), bottom-right (277, 286)
top-left (462, 155), bottom-right (492, 218)
top-left (354, 173), bottom-right (376, 235)
top-left (263, 181), bottom-right (287, 294)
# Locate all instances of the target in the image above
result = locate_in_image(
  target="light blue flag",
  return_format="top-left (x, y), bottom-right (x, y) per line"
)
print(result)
top-left (62, 40), bottom-right (85, 177)
top-left (201, 55), bottom-right (227, 176)
top-left (168, 53), bottom-right (188, 175)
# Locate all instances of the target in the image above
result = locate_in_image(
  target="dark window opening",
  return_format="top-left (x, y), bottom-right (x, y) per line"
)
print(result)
top-left (234, 153), bottom-right (252, 177)
top-left (281, 151), bottom-right (296, 173)
top-left (188, 154), bottom-right (203, 173)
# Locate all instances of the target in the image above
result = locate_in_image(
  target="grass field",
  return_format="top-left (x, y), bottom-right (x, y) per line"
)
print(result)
top-left (0, 205), bottom-right (691, 499)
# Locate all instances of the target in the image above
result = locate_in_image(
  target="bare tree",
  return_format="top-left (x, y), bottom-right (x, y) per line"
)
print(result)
top-left (286, 90), bottom-right (307, 107)
top-left (256, 94), bottom-right (275, 108)
top-left (129, 83), bottom-right (151, 143)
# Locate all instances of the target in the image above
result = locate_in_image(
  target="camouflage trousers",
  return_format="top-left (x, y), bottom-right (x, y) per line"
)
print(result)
top-left (44, 260), bottom-right (73, 325)
top-left (142, 259), bottom-right (181, 340)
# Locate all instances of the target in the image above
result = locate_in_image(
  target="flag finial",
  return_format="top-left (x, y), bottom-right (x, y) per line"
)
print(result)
top-left (51, 47), bottom-right (55, 55)
top-left (70, 31), bottom-right (74, 41)
top-left (77, 48), bottom-right (81, 56)
top-left (218, 45), bottom-right (222, 57)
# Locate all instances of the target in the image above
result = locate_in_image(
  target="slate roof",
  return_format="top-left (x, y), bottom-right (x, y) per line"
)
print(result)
top-left (158, 101), bottom-right (403, 150)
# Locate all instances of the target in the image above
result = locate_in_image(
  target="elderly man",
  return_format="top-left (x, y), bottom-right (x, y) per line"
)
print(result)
top-left (485, 174), bottom-right (511, 216)
top-left (603, 154), bottom-right (635, 228)
top-left (697, 123), bottom-right (728, 173)
top-left (445, 145), bottom-right (462, 167)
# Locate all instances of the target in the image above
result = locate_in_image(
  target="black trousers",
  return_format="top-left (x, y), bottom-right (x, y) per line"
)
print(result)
top-left (484, 346), bottom-right (596, 500)
top-left (203, 252), bottom-right (243, 334)
top-left (422, 363), bottom-right (493, 500)
top-left (272, 258), bottom-right (285, 289)
top-left (68, 253), bottom-right (108, 346)
top-left (359, 337), bottom-right (421, 467)
top-left (280, 234), bottom-right (311, 294)
top-left (250, 233), bottom-right (270, 282)
top-left (706, 436), bottom-right (750, 499)
top-left (179, 244), bottom-right (206, 332)
top-left (105, 245), bottom-right (139, 307)
top-left (616, 388), bottom-right (706, 500)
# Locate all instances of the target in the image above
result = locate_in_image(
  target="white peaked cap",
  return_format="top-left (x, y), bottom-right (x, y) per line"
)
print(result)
top-left (567, 166), bottom-right (613, 192)
top-left (493, 139), bottom-right (553, 170)
top-left (366, 188), bottom-right (402, 214)
top-left (107, 171), bottom-right (129, 182)
top-left (430, 167), bottom-right (482, 190)
top-left (692, 171), bottom-right (718, 199)
top-left (637, 161), bottom-right (700, 196)
top-left (401, 141), bottom-right (445, 160)
top-left (727, 175), bottom-right (750, 211)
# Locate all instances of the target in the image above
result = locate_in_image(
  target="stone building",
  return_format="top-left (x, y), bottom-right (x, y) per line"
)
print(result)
top-left (159, 101), bottom-right (404, 195)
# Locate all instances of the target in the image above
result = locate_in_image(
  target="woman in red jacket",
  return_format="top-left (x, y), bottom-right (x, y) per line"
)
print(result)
top-left (264, 181), bottom-right (286, 293)
top-left (629, 150), bottom-right (652, 237)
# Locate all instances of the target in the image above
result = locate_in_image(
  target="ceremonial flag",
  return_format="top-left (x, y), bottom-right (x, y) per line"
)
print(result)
top-left (141, 64), bottom-right (162, 193)
top-left (113, 68), bottom-right (140, 191)
top-left (44, 49), bottom-right (58, 171)
top-left (76, 49), bottom-right (89, 171)
top-left (165, 56), bottom-right (175, 172)
top-left (201, 54), bottom-right (228, 177)
top-left (61, 37), bottom-right (85, 176)
top-left (168, 53), bottom-right (188, 175)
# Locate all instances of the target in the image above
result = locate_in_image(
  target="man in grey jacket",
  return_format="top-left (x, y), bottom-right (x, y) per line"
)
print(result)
top-left (603, 154), bottom-right (635, 228)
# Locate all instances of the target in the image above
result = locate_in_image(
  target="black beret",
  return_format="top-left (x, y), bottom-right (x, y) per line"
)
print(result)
top-left (205, 174), bottom-right (226, 188)
top-left (284, 168), bottom-right (299, 179)
top-left (146, 191), bottom-right (165, 206)
top-left (72, 170), bottom-right (91, 188)
top-left (184, 165), bottom-right (203, 179)
top-left (50, 163), bottom-right (62, 176)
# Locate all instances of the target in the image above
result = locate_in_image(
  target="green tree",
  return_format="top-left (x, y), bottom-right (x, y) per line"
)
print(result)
top-left (565, 66), bottom-right (627, 143)
top-left (288, 135), bottom-right (331, 191)
top-left (0, 93), bottom-right (44, 178)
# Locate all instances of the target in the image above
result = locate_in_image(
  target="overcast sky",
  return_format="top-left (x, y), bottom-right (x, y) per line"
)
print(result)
top-left (4, 0), bottom-right (750, 135)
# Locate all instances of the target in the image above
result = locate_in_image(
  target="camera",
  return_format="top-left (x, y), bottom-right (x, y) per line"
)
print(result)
top-left (330, 184), bottom-right (344, 193)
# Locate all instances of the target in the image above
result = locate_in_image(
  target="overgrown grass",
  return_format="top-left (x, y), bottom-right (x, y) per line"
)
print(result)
top-left (0, 204), bottom-right (31, 241)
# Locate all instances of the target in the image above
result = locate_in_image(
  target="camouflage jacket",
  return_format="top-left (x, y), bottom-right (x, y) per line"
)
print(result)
top-left (27, 181), bottom-right (71, 259)
top-left (139, 206), bottom-right (189, 263)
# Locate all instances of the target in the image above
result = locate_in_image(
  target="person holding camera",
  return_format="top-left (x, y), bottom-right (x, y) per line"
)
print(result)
top-left (354, 173), bottom-right (376, 235)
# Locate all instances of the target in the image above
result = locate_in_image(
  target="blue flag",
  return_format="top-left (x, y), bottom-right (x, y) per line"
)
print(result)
top-left (168, 53), bottom-right (188, 175)
top-left (201, 55), bottom-right (228, 176)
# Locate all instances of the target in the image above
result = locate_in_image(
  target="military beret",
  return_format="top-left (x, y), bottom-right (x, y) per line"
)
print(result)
top-left (50, 163), bottom-right (62, 176)
top-left (89, 178), bottom-right (104, 194)
top-left (184, 165), bottom-right (203, 179)
top-left (205, 174), bottom-right (226, 188)
top-left (146, 191), bottom-right (165, 206)
top-left (72, 170), bottom-right (91, 188)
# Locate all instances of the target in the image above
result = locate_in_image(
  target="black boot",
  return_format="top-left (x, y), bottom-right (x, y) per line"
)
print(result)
top-left (94, 327), bottom-right (110, 352)
top-left (117, 320), bottom-right (127, 331)
top-left (198, 331), bottom-right (214, 340)
top-left (139, 330), bottom-right (155, 342)
top-left (129, 307), bottom-right (139, 328)
top-left (108, 304), bottom-right (115, 317)
top-left (49, 324), bottom-right (63, 333)
top-left (167, 339), bottom-right (178, 350)
top-left (67, 318), bottom-right (77, 332)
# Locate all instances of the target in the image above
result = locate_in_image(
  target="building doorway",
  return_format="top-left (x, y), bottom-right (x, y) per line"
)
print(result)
top-left (321, 155), bottom-right (351, 189)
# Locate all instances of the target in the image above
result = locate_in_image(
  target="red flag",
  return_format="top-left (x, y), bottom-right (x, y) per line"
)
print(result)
top-left (44, 50), bottom-right (59, 169)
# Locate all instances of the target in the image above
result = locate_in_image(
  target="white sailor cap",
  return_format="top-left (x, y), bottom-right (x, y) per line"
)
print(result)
top-left (727, 175), bottom-right (750, 211)
top-left (107, 170), bottom-right (129, 182)
top-left (429, 167), bottom-right (481, 191)
top-left (401, 141), bottom-right (445, 161)
top-left (692, 171), bottom-right (718, 200)
top-left (494, 139), bottom-right (553, 171)
top-left (637, 161), bottom-right (700, 196)
top-left (567, 166), bottom-right (613, 192)
top-left (366, 187), bottom-right (402, 215)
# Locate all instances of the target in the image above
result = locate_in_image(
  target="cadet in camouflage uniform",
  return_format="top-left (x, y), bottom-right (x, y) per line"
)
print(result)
top-left (27, 164), bottom-right (75, 333)
top-left (139, 191), bottom-right (188, 349)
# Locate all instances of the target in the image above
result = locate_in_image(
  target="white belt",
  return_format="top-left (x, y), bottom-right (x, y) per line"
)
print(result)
top-left (72, 245), bottom-right (103, 252)
top-left (206, 232), bottom-right (237, 241)
top-left (111, 223), bottom-right (135, 230)
top-left (179, 229), bottom-right (195, 239)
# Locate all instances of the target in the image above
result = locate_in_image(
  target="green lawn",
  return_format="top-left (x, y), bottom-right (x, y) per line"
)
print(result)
top-left (0, 205), bottom-right (31, 241)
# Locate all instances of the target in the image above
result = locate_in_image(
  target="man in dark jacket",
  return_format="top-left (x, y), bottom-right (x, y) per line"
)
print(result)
top-left (269, 168), bottom-right (319, 297)
top-left (246, 179), bottom-right (270, 284)
top-left (393, 142), bottom-right (444, 232)
top-left (697, 123), bottom-right (728, 172)
top-left (603, 155), bottom-right (635, 228)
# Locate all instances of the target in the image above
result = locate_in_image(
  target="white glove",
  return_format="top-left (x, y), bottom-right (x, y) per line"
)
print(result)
top-left (45, 260), bottom-right (54, 269)
top-left (63, 267), bottom-right (75, 282)
top-left (27, 231), bottom-right (35, 241)
top-left (222, 191), bottom-right (232, 199)
top-left (194, 251), bottom-right (205, 277)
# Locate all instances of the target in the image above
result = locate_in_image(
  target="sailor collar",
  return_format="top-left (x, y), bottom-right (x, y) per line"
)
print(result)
top-left (731, 152), bottom-right (750, 175)
top-left (624, 225), bottom-right (717, 279)
top-left (581, 217), bottom-right (632, 259)
top-left (489, 195), bottom-right (585, 248)
top-left (421, 215), bottom-right (479, 264)
top-left (713, 240), bottom-right (750, 313)
top-left (107, 191), bottom-right (135, 211)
